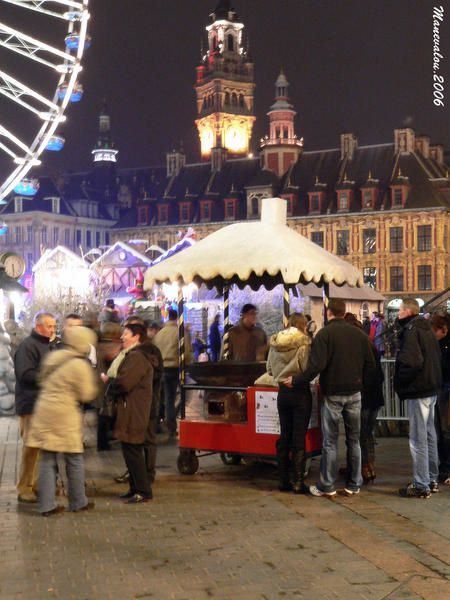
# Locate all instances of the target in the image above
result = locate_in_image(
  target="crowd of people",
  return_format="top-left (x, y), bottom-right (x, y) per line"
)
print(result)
top-left (12, 295), bottom-right (449, 516)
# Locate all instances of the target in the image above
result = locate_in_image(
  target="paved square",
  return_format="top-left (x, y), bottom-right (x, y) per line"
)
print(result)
top-left (0, 417), bottom-right (449, 600)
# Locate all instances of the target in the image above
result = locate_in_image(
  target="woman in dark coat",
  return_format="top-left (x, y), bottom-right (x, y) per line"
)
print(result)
top-left (103, 323), bottom-right (156, 503)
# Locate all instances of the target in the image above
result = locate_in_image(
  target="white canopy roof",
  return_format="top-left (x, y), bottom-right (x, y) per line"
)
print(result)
top-left (144, 198), bottom-right (364, 291)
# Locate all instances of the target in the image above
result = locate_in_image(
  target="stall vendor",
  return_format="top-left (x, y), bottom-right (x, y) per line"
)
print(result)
top-left (226, 304), bottom-right (268, 362)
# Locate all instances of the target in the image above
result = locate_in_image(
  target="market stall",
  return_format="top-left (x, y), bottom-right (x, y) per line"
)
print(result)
top-left (144, 197), bottom-right (364, 474)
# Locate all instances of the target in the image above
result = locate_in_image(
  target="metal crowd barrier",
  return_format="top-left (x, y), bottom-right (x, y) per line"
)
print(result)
top-left (378, 358), bottom-right (409, 421)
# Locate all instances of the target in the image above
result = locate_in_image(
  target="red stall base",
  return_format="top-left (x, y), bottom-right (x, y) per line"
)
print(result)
top-left (178, 386), bottom-right (322, 474)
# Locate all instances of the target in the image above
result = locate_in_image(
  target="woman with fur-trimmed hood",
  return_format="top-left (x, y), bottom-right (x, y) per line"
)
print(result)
top-left (267, 313), bottom-right (312, 494)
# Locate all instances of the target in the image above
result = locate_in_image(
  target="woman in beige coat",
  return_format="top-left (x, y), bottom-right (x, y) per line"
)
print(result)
top-left (28, 326), bottom-right (98, 516)
top-left (267, 313), bottom-right (312, 494)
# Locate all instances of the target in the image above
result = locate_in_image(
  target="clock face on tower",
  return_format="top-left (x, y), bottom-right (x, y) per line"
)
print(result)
top-left (2, 253), bottom-right (26, 279)
top-left (225, 125), bottom-right (246, 153)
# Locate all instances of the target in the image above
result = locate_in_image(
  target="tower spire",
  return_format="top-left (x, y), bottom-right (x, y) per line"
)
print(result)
top-left (92, 100), bottom-right (118, 165)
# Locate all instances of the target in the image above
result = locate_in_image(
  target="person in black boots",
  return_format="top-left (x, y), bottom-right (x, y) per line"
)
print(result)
top-left (103, 323), bottom-right (157, 503)
top-left (266, 313), bottom-right (312, 494)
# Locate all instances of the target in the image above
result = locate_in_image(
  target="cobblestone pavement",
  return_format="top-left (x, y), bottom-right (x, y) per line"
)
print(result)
top-left (0, 416), bottom-right (449, 600)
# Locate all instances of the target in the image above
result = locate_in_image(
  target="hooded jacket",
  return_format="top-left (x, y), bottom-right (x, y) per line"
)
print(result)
top-left (27, 327), bottom-right (98, 453)
top-left (394, 315), bottom-right (442, 400)
top-left (266, 327), bottom-right (311, 383)
top-left (113, 343), bottom-right (157, 444)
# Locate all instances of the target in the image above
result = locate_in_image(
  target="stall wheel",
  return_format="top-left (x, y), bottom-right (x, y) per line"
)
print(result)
top-left (220, 453), bottom-right (242, 466)
top-left (177, 450), bottom-right (199, 475)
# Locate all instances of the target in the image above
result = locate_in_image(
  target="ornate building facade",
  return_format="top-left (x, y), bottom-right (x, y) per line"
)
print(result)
top-left (1, 0), bottom-right (449, 310)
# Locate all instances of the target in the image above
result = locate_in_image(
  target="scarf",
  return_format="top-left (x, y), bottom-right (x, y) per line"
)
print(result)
top-left (107, 343), bottom-right (139, 378)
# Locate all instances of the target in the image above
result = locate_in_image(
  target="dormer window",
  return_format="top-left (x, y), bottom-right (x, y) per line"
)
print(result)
top-left (337, 190), bottom-right (350, 212)
top-left (14, 198), bottom-right (23, 213)
top-left (52, 198), bottom-right (60, 214)
top-left (200, 200), bottom-right (212, 222)
top-left (391, 187), bottom-right (405, 208)
top-left (362, 188), bottom-right (377, 210)
top-left (224, 198), bottom-right (237, 221)
top-left (308, 192), bottom-right (322, 214)
top-left (137, 206), bottom-right (149, 226)
top-left (157, 204), bottom-right (168, 225)
top-left (179, 202), bottom-right (191, 224)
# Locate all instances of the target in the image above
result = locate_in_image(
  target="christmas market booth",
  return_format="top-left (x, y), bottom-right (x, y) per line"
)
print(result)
top-left (144, 197), bottom-right (364, 474)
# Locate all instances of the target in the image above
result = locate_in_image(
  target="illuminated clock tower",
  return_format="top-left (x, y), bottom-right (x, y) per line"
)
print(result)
top-left (195, 0), bottom-right (255, 159)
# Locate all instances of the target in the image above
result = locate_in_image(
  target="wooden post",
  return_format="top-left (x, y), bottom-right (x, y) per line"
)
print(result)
top-left (323, 282), bottom-right (330, 325)
top-left (177, 285), bottom-right (185, 385)
top-left (283, 285), bottom-right (290, 328)
top-left (222, 283), bottom-right (230, 359)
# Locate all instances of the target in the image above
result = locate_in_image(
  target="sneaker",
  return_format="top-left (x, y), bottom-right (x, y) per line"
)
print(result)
top-left (114, 471), bottom-right (130, 484)
top-left (119, 490), bottom-right (135, 499)
top-left (429, 481), bottom-right (440, 493)
top-left (399, 483), bottom-right (431, 499)
top-left (125, 493), bottom-right (152, 504)
top-left (42, 505), bottom-right (65, 517)
top-left (309, 485), bottom-right (336, 497)
top-left (343, 488), bottom-right (360, 496)
top-left (18, 492), bottom-right (38, 503)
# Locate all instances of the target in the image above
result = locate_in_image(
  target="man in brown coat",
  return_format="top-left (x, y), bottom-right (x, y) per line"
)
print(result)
top-left (227, 304), bottom-right (268, 362)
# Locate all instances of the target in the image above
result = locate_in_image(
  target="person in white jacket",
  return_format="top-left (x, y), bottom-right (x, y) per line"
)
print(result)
top-left (267, 313), bottom-right (312, 494)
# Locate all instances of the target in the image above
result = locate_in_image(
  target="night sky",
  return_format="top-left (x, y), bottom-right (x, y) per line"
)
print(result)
top-left (1, 0), bottom-right (449, 180)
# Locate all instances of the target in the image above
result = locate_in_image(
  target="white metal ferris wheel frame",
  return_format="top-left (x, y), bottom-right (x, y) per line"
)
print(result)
top-left (0, 0), bottom-right (90, 201)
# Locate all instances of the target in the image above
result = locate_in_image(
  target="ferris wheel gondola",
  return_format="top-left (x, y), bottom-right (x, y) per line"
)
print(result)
top-left (0, 0), bottom-right (91, 202)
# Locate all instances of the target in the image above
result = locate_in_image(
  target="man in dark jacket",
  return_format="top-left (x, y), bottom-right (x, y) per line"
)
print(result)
top-left (285, 298), bottom-right (375, 497)
top-left (431, 313), bottom-right (450, 485)
top-left (395, 299), bottom-right (442, 498)
top-left (15, 311), bottom-right (56, 502)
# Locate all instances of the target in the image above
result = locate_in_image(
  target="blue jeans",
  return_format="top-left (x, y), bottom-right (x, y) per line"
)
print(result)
top-left (407, 396), bottom-right (439, 491)
top-left (38, 450), bottom-right (88, 513)
top-left (318, 393), bottom-right (362, 492)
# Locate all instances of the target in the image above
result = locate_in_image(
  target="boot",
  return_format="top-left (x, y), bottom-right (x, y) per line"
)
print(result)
top-left (292, 450), bottom-right (308, 494)
top-left (362, 462), bottom-right (375, 484)
top-left (277, 447), bottom-right (292, 492)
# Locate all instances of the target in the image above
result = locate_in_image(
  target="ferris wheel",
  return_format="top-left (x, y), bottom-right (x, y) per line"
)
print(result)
top-left (0, 0), bottom-right (90, 201)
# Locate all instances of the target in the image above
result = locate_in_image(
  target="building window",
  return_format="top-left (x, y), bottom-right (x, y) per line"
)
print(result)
top-left (158, 205), bottom-right (168, 224)
top-left (224, 199), bottom-right (236, 220)
top-left (76, 229), bottom-right (81, 246)
top-left (418, 265), bottom-right (432, 290)
top-left (104, 232), bottom-right (110, 245)
top-left (137, 206), bottom-right (148, 225)
top-left (390, 266), bottom-right (404, 292)
top-left (65, 229), bottom-right (71, 246)
top-left (52, 227), bottom-right (58, 246)
top-left (363, 229), bottom-right (376, 254)
top-left (51, 198), bottom-right (60, 214)
top-left (309, 193), bottom-right (320, 213)
top-left (27, 253), bottom-right (33, 271)
top-left (86, 230), bottom-right (92, 248)
top-left (390, 227), bottom-right (403, 253)
top-left (95, 231), bottom-right (101, 247)
top-left (417, 225), bottom-right (432, 252)
top-left (251, 196), bottom-right (259, 216)
top-left (14, 198), bottom-right (23, 213)
top-left (14, 226), bottom-right (22, 245)
top-left (227, 33), bottom-right (234, 52)
top-left (26, 225), bottom-right (33, 243)
top-left (179, 203), bottom-right (191, 224)
top-left (362, 190), bottom-right (373, 209)
top-left (392, 188), bottom-right (403, 207)
top-left (157, 240), bottom-right (168, 251)
top-left (311, 231), bottom-right (324, 248)
top-left (363, 266), bottom-right (377, 289)
top-left (336, 230), bottom-right (349, 255)
top-left (338, 191), bottom-right (349, 211)
top-left (41, 226), bottom-right (47, 244)
top-left (200, 202), bottom-right (212, 221)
